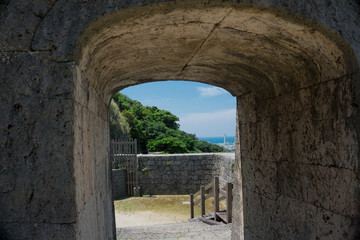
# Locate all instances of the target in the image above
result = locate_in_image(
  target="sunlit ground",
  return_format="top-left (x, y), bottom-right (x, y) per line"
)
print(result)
top-left (114, 195), bottom-right (226, 228)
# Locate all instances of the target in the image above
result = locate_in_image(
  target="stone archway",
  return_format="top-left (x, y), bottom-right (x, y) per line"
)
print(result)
top-left (74, 2), bottom-right (360, 239)
top-left (1, 1), bottom-right (359, 240)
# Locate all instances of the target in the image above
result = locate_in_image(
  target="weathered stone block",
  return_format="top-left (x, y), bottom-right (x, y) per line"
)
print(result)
top-left (112, 169), bottom-right (127, 200)
top-left (0, 0), bottom-right (55, 51)
top-left (242, 158), bottom-right (278, 200)
top-left (0, 222), bottom-right (76, 240)
top-left (277, 160), bottom-right (359, 217)
top-left (137, 153), bottom-right (234, 195)
top-left (0, 52), bottom-right (76, 224)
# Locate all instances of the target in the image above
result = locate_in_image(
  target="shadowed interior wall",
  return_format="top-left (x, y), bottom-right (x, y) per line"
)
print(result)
top-left (72, 68), bottom-right (115, 239)
top-left (235, 75), bottom-right (360, 239)
top-left (1, 1), bottom-right (359, 240)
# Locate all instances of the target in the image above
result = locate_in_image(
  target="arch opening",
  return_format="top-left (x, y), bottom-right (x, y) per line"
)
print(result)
top-left (73, 1), bottom-right (359, 239)
top-left (110, 81), bottom-right (237, 231)
top-left (112, 81), bottom-right (236, 153)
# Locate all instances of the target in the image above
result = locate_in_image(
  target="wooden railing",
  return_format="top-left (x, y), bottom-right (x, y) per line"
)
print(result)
top-left (190, 176), bottom-right (233, 224)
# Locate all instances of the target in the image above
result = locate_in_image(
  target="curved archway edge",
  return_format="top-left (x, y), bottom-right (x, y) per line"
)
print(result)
top-left (0, 1), bottom-right (360, 240)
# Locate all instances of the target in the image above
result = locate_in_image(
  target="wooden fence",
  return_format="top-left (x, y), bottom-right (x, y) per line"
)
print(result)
top-left (111, 138), bottom-right (139, 196)
top-left (190, 176), bottom-right (233, 224)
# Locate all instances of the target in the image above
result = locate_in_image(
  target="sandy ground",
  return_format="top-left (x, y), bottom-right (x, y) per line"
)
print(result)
top-left (115, 211), bottom-right (189, 228)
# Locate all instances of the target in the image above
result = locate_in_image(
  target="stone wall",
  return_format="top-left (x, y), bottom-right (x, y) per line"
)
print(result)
top-left (234, 75), bottom-right (360, 240)
top-left (1, 1), bottom-right (360, 240)
top-left (213, 153), bottom-right (234, 184)
top-left (112, 169), bottom-right (127, 200)
top-left (137, 153), bottom-right (234, 195)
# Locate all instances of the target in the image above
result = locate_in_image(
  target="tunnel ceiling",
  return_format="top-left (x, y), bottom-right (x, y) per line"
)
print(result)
top-left (77, 1), bottom-right (357, 101)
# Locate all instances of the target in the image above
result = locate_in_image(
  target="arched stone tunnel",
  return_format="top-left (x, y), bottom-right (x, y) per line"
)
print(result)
top-left (1, 1), bottom-right (360, 239)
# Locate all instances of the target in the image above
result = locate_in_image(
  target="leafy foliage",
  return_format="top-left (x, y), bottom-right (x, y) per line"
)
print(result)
top-left (109, 100), bottom-right (130, 139)
top-left (196, 140), bottom-right (227, 153)
top-left (110, 93), bottom-right (227, 154)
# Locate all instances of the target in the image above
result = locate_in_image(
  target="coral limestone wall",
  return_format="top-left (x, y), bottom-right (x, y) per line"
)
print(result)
top-left (138, 153), bottom-right (234, 195)
top-left (112, 153), bottom-right (235, 198)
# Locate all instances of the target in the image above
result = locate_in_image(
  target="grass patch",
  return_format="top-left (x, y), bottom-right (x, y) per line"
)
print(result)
top-left (114, 195), bottom-right (227, 219)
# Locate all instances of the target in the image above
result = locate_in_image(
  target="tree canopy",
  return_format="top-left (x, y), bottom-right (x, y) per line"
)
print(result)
top-left (109, 99), bottom-right (130, 139)
top-left (110, 93), bottom-right (227, 154)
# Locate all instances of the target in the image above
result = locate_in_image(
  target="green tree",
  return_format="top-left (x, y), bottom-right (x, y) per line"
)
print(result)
top-left (147, 137), bottom-right (188, 153)
top-left (144, 121), bottom-right (168, 141)
top-left (153, 110), bottom-right (179, 129)
top-left (109, 100), bottom-right (130, 139)
top-left (111, 92), bottom-right (227, 154)
top-left (196, 140), bottom-right (227, 153)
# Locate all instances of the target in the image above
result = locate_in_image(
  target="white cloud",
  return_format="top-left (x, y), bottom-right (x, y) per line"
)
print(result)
top-left (179, 109), bottom-right (236, 137)
top-left (197, 87), bottom-right (227, 97)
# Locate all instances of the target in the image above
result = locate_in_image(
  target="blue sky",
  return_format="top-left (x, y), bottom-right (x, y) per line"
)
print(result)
top-left (120, 81), bottom-right (236, 137)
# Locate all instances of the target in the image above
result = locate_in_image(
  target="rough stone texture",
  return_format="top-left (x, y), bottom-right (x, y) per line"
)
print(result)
top-left (236, 73), bottom-right (360, 240)
top-left (77, 1), bottom-right (358, 101)
top-left (0, 222), bottom-right (75, 240)
top-left (0, 1), bottom-right (56, 51)
top-left (137, 153), bottom-right (234, 195)
top-left (72, 82), bottom-right (114, 240)
top-left (112, 169), bottom-right (127, 200)
top-left (111, 153), bottom-right (234, 197)
top-left (1, 0), bottom-right (360, 240)
top-left (0, 51), bottom-right (77, 239)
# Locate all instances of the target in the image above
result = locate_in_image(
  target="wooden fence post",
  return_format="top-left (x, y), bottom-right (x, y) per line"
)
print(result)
top-left (201, 186), bottom-right (205, 216)
top-left (190, 194), bottom-right (194, 219)
top-left (226, 182), bottom-right (233, 223)
top-left (214, 176), bottom-right (219, 221)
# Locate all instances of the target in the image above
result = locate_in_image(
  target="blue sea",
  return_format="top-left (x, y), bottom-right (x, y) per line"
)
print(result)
top-left (198, 136), bottom-right (235, 144)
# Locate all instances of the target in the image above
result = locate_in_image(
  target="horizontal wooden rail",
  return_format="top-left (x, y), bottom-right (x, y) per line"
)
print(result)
top-left (212, 195), bottom-right (226, 205)
top-left (193, 181), bottom-right (213, 198)
top-left (205, 181), bottom-right (213, 191)
top-left (194, 190), bottom-right (213, 205)
top-left (219, 195), bottom-right (226, 202)
top-left (220, 189), bottom-right (226, 197)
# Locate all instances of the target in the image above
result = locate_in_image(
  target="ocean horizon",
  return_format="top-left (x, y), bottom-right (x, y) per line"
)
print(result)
top-left (198, 136), bottom-right (235, 144)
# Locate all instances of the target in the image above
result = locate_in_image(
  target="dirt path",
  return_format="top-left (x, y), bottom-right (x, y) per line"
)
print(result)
top-left (117, 222), bottom-right (232, 240)
top-left (115, 210), bottom-right (188, 228)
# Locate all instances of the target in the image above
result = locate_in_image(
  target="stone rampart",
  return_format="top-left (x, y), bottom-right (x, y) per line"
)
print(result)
top-left (112, 169), bottom-right (127, 200)
top-left (138, 153), bottom-right (234, 195)
top-left (112, 153), bottom-right (235, 197)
